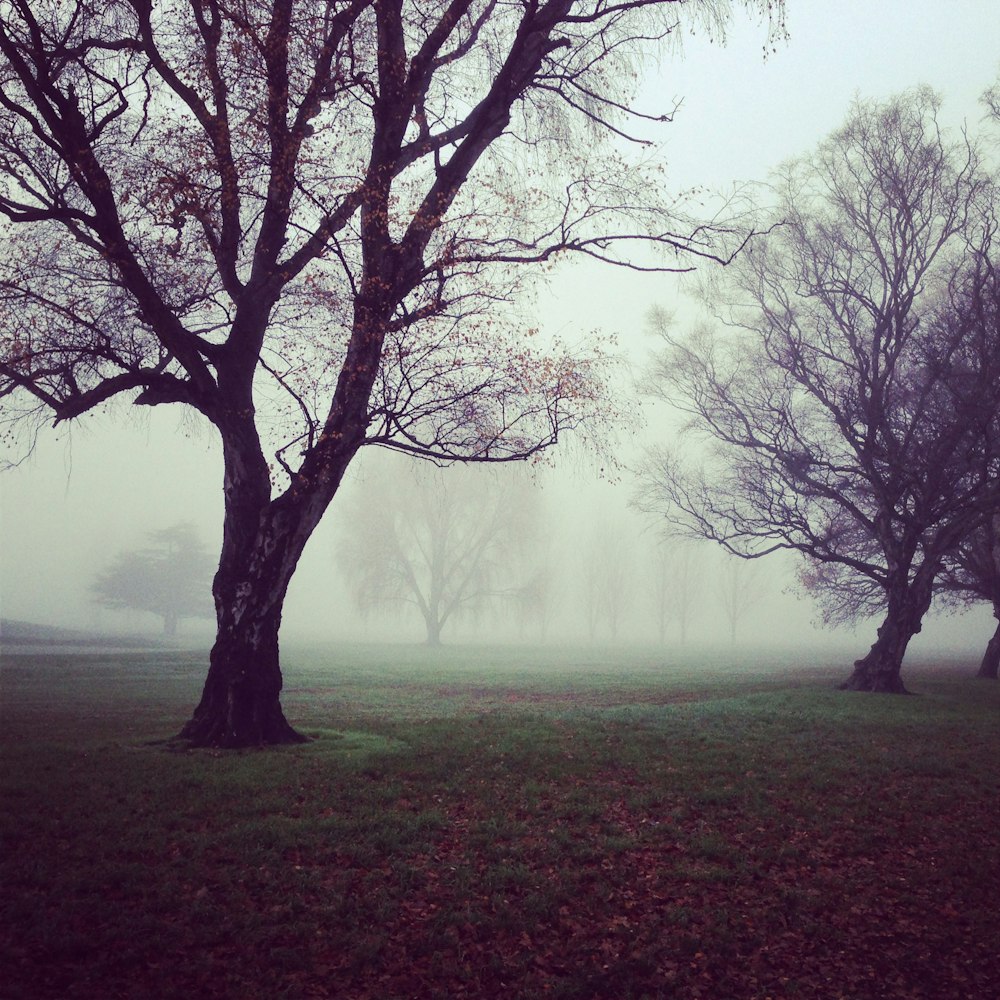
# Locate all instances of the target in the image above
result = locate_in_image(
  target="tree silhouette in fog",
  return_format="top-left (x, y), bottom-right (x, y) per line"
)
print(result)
top-left (638, 89), bottom-right (1000, 692)
top-left (92, 524), bottom-right (213, 636)
top-left (937, 517), bottom-right (1000, 679)
top-left (339, 462), bottom-right (537, 645)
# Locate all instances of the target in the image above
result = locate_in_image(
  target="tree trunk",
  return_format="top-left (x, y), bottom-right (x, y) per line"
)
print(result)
top-left (177, 424), bottom-right (349, 747)
top-left (424, 615), bottom-right (443, 646)
top-left (976, 616), bottom-right (1000, 680)
top-left (177, 504), bottom-right (314, 746)
top-left (839, 574), bottom-right (933, 693)
top-left (178, 594), bottom-right (305, 747)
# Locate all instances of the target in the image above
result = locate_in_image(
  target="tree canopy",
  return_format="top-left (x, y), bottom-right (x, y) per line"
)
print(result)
top-left (637, 89), bottom-right (1000, 691)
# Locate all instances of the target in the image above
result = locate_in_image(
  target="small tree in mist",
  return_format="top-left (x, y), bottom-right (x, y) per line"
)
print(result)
top-left (636, 89), bottom-right (1000, 692)
top-left (91, 524), bottom-right (214, 636)
top-left (507, 524), bottom-right (561, 643)
top-left (716, 553), bottom-right (765, 644)
top-left (648, 539), bottom-right (704, 645)
top-left (0, 1), bottom-right (784, 745)
top-left (580, 518), bottom-right (635, 642)
top-left (338, 461), bottom-right (537, 645)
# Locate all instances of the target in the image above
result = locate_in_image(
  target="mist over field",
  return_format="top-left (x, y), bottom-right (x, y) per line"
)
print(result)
top-left (2, 414), bottom-right (994, 665)
top-left (4, 4), bottom-right (1000, 999)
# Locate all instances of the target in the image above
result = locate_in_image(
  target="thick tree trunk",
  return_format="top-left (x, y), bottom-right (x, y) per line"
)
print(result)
top-left (424, 616), bottom-right (442, 646)
top-left (839, 574), bottom-right (933, 693)
top-left (177, 423), bottom-right (350, 747)
top-left (976, 616), bottom-right (1000, 679)
top-left (178, 597), bottom-right (305, 747)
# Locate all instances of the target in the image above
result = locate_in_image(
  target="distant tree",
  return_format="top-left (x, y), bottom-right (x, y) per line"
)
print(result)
top-left (716, 554), bottom-right (765, 644)
top-left (0, 2), bottom-right (783, 745)
top-left (506, 519), bottom-right (560, 643)
top-left (649, 543), bottom-right (674, 644)
top-left (600, 526), bottom-right (635, 642)
top-left (648, 539), bottom-right (704, 645)
top-left (338, 462), bottom-right (537, 645)
top-left (636, 89), bottom-right (1000, 692)
top-left (580, 518), bottom-right (635, 641)
top-left (91, 524), bottom-right (213, 636)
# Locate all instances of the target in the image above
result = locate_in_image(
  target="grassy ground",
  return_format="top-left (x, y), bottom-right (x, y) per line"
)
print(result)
top-left (2, 642), bottom-right (998, 999)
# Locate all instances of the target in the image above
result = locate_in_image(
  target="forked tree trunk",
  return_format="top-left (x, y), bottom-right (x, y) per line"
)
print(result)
top-left (839, 574), bottom-right (934, 694)
top-left (977, 616), bottom-right (1000, 680)
top-left (177, 506), bottom-right (314, 747)
top-left (177, 425), bottom-right (351, 748)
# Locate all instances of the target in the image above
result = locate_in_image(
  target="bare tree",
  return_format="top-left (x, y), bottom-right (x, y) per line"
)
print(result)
top-left (578, 514), bottom-right (637, 641)
top-left (649, 541), bottom-right (674, 644)
top-left (338, 460), bottom-right (537, 645)
top-left (716, 552), bottom-right (764, 643)
top-left (937, 515), bottom-right (1000, 681)
top-left (0, 2), bottom-right (784, 744)
top-left (647, 538), bottom-right (704, 644)
top-left (599, 522), bottom-right (635, 641)
top-left (636, 89), bottom-right (1000, 692)
top-left (506, 511), bottom-right (560, 643)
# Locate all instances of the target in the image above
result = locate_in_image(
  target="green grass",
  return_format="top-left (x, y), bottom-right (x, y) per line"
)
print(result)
top-left (2, 642), bottom-right (999, 999)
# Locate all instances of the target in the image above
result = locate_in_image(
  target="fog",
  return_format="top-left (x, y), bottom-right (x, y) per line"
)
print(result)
top-left (2, 0), bottom-right (999, 664)
top-left (2, 413), bottom-right (994, 662)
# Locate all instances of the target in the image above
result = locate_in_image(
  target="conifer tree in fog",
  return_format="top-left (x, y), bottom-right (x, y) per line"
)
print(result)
top-left (92, 524), bottom-right (214, 636)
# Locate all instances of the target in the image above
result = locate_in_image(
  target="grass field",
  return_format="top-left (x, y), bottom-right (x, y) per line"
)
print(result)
top-left (2, 641), bottom-right (999, 999)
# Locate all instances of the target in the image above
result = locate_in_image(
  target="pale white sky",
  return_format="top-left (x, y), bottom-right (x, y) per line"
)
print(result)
top-left (545, 0), bottom-right (1000, 355)
top-left (3, 1), bottom-right (999, 645)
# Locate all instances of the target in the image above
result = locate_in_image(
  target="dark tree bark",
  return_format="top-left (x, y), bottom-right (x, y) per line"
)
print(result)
top-left (838, 574), bottom-right (934, 693)
top-left (839, 621), bottom-right (915, 693)
top-left (940, 517), bottom-right (1000, 679)
top-left (977, 614), bottom-right (1000, 679)
top-left (179, 515), bottom-right (313, 746)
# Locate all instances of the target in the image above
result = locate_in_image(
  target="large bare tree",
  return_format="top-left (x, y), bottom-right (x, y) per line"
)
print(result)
top-left (637, 89), bottom-right (1000, 692)
top-left (0, 1), bottom-right (784, 745)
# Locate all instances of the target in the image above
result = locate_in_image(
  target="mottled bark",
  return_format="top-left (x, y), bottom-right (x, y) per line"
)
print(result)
top-left (178, 419), bottom-right (356, 748)
top-left (178, 507), bottom-right (311, 747)
top-left (178, 597), bottom-right (304, 748)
